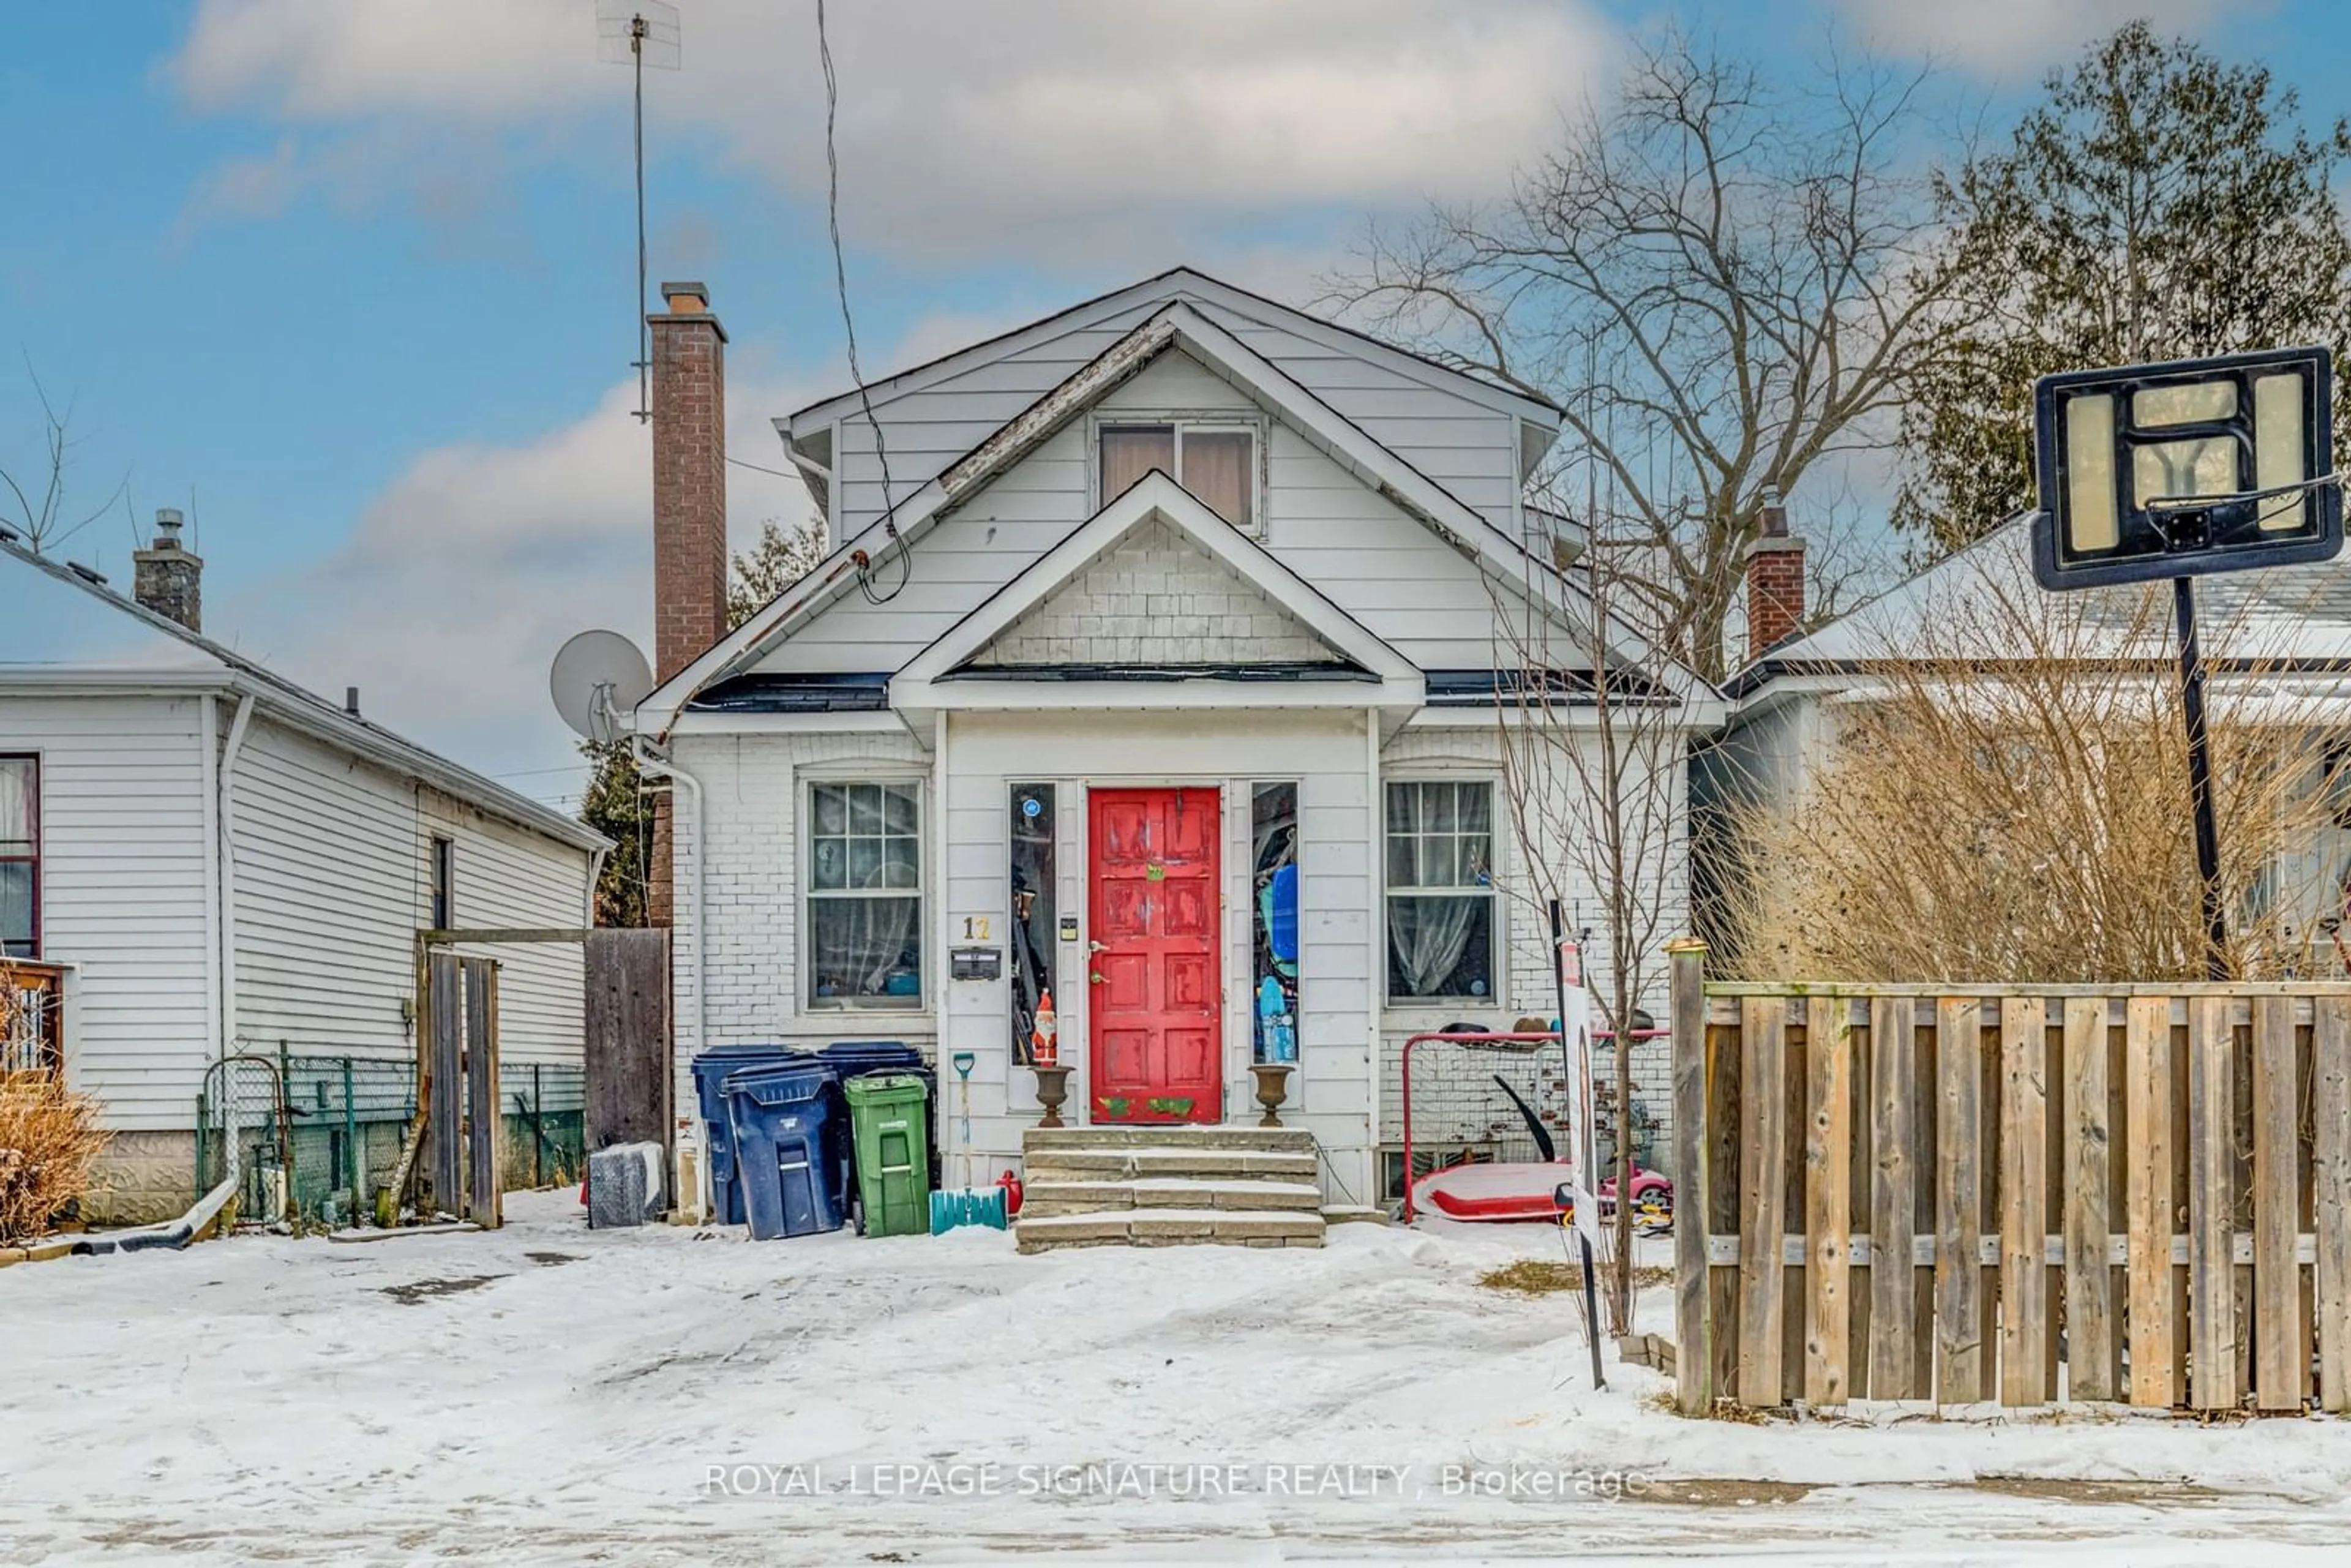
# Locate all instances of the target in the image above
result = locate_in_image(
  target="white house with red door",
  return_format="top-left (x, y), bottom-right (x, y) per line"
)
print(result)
top-left (627, 271), bottom-right (1720, 1219)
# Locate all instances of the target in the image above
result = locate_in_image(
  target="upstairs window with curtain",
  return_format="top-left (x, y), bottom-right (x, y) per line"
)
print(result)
top-left (1385, 780), bottom-right (1495, 1003)
top-left (808, 781), bottom-right (923, 1008)
top-left (1, 757), bottom-right (37, 959)
top-left (1099, 422), bottom-right (1256, 531)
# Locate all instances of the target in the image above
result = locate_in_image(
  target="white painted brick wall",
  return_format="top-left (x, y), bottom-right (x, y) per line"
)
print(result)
top-left (1375, 722), bottom-right (1688, 1183)
top-left (974, 517), bottom-right (1338, 667)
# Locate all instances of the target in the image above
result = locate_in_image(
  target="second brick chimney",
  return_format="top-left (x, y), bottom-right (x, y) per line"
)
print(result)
top-left (1742, 487), bottom-right (1805, 660)
top-left (650, 280), bottom-right (728, 682)
top-left (133, 508), bottom-right (203, 632)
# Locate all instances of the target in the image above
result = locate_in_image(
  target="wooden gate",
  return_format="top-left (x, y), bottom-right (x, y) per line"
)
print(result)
top-left (1667, 943), bottom-right (2351, 1414)
top-left (422, 952), bottom-right (501, 1226)
top-left (585, 927), bottom-right (671, 1181)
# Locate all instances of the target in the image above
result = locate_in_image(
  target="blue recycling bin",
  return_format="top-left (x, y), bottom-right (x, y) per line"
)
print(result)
top-left (692, 1045), bottom-right (811, 1224)
top-left (726, 1064), bottom-right (847, 1240)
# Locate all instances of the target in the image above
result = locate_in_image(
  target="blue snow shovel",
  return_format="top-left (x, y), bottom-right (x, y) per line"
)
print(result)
top-left (929, 1052), bottom-right (1009, 1234)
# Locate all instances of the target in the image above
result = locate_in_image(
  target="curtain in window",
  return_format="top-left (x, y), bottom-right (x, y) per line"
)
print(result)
top-left (1389, 893), bottom-right (1479, 996)
top-left (1183, 431), bottom-right (1252, 529)
top-left (1100, 426), bottom-right (1175, 502)
top-left (0, 760), bottom-right (31, 847)
top-left (810, 896), bottom-right (922, 1001)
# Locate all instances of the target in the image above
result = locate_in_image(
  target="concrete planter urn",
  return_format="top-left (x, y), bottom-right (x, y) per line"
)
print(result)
top-left (1249, 1062), bottom-right (1295, 1128)
top-left (1032, 1063), bottom-right (1073, 1128)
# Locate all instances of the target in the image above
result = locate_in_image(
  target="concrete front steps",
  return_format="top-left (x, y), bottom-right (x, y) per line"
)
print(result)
top-left (1015, 1126), bottom-right (1327, 1253)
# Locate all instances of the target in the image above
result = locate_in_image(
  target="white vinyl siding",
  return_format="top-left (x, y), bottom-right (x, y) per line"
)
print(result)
top-left (753, 350), bottom-right (1553, 677)
top-left (0, 695), bottom-right (212, 1131)
top-left (826, 289), bottom-right (1524, 541)
top-left (232, 716), bottom-right (593, 1072)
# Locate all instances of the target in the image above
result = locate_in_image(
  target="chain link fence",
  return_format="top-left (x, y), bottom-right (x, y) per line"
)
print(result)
top-left (197, 1049), bottom-right (584, 1225)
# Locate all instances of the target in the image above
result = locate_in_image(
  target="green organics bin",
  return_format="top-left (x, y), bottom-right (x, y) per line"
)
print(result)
top-left (843, 1073), bottom-right (932, 1238)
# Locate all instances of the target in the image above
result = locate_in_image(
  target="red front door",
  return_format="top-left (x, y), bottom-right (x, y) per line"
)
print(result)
top-left (1088, 787), bottom-right (1221, 1123)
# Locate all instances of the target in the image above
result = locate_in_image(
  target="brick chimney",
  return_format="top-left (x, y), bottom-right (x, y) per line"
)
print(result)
top-left (133, 508), bottom-right (202, 632)
top-left (1742, 487), bottom-right (1805, 659)
top-left (650, 280), bottom-right (728, 682)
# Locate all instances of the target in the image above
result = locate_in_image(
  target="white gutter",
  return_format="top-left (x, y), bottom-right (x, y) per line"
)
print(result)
top-left (217, 694), bottom-right (255, 1077)
top-left (631, 735), bottom-right (705, 1212)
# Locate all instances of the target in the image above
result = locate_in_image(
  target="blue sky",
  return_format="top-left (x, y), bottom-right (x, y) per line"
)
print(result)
top-left (0, 0), bottom-right (2338, 802)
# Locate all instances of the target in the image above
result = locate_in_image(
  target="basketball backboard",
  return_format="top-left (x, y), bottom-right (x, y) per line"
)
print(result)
top-left (2030, 345), bottom-right (2339, 591)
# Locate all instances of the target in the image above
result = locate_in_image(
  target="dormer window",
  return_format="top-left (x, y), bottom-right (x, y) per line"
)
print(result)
top-left (1099, 422), bottom-right (1256, 531)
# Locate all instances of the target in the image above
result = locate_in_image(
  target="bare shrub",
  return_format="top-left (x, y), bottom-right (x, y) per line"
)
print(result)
top-left (0, 1071), bottom-right (107, 1243)
top-left (1717, 552), bottom-right (2345, 982)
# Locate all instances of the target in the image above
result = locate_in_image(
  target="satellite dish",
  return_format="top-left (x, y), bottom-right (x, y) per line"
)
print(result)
top-left (550, 630), bottom-right (653, 745)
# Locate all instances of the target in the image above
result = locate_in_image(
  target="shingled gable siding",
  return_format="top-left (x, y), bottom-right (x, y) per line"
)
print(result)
top-left (969, 517), bottom-right (1343, 669)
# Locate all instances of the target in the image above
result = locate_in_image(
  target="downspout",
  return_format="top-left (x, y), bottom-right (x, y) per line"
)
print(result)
top-left (217, 694), bottom-right (255, 1072)
top-left (632, 735), bottom-right (705, 1217)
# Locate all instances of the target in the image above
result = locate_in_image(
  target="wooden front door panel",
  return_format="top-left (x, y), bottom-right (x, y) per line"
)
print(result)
top-left (1089, 787), bottom-right (1221, 1123)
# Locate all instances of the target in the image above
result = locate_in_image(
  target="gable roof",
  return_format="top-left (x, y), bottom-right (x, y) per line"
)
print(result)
top-left (1734, 515), bottom-right (2351, 700)
top-left (785, 266), bottom-right (1565, 438)
top-left (640, 302), bottom-right (1711, 734)
top-left (890, 470), bottom-right (1423, 711)
top-left (0, 534), bottom-right (607, 853)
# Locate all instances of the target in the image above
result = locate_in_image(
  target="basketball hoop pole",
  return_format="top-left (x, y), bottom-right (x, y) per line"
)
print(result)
top-left (2171, 574), bottom-right (2230, 980)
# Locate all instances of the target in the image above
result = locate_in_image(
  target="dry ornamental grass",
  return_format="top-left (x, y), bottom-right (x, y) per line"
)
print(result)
top-left (0, 1070), bottom-right (107, 1243)
top-left (1715, 553), bottom-right (2351, 983)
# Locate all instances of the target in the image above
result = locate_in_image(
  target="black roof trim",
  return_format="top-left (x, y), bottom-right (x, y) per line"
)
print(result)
top-left (939, 660), bottom-right (1374, 685)
top-left (1424, 667), bottom-right (1663, 706)
top-left (687, 672), bottom-right (893, 713)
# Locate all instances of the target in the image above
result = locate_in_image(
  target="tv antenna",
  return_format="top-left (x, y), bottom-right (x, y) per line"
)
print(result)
top-left (551, 629), bottom-right (655, 747)
top-left (597, 1), bottom-right (681, 423)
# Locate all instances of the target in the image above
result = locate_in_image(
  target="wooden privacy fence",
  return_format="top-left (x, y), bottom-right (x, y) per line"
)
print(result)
top-left (1666, 943), bottom-right (2351, 1416)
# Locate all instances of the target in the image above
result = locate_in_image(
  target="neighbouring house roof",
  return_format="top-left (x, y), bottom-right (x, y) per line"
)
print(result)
top-left (640, 301), bottom-right (1714, 735)
top-left (1732, 515), bottom-right (2351, 702)
top-left (0, 535), bottom-right (609, 854)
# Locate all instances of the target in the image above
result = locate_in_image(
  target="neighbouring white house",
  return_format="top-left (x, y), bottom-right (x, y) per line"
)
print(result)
top-left (623, 271), bottom-right (1722, 1215)
top-left (1, 521), bottom-right (608, 1224)
top-left (1693, 510), bottom-right (2351, 961)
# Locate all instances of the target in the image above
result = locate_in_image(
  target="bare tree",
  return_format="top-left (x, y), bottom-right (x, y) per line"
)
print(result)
top-left (1491, 517), bottom-right (1720, 1332)
top-left (0, 366), bottom-right (129, 554)
top-left (1331, 31), bottom-right (1952, 679)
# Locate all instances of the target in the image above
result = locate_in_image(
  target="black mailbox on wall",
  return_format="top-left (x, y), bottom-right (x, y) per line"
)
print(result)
top-left (950, 947), bottom-right (1002, 981)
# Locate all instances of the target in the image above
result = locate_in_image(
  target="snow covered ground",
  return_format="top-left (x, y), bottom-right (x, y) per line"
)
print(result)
top-left (2, 1191), bottom-right (2348, 1565)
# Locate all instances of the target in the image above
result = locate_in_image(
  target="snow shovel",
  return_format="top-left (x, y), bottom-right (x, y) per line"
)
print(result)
top-left (929, 1052), bottom-right (1008, 1234)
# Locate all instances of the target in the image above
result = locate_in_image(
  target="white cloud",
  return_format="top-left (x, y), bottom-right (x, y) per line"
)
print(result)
top-left (1832, 0), bottom-right (2253, 78)
top-left (171, 0), bottom-right (1616, 268)
top-left (215, 369), bottom-right (816, 789)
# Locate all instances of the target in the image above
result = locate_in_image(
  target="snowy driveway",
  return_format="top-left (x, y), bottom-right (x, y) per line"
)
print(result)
top-left (2, 1191), bottom-right (2347, 1565)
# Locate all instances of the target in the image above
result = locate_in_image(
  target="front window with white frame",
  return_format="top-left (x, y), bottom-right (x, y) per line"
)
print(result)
top-left (1385, 779), bottom-right (1496, 1003)
top-left (807, 781), bottom-right (923, 1008)
top-left (1098, 421), bottom-right (1259, 531)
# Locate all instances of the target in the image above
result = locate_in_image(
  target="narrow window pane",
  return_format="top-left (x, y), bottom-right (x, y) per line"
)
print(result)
top-left (0, 760), bottom-right (32, 846)
top-left (883, 784), bottom-right (919, 835)
top-left (1251, 782), bottom-right (1299, 1063)
top-left (848, 784), bottom-right (883, 835)
top-left (1459, 784), bottom-right (1492, 833)
top-left (1101, 425), bottom-right (1176, 501)
top-left (1010, 784), bottom-right (1056, 1062)
top-left (1387, 834), bottom-right (1416, 887)
top-left (809, 896), bottom-right (922, 1005)
top-left (811, 836), bottom-right (847, 890)
top-left (1385, 781), bottom-right (1417, 836)
top-left (0, 861), bottom-right (31, 955)
top-left (882, 838), bottom-right (920, 888)
top-left (847, 838), bottom-right (883, 888)
top-left (1428, 784), bottom-right (1457, 833)
top-left (1182, 431), bottom-right (1253, 530)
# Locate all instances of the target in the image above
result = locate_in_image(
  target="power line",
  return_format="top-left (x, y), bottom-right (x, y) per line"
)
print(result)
top-left (815, 0), bottom-right (909, 605)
